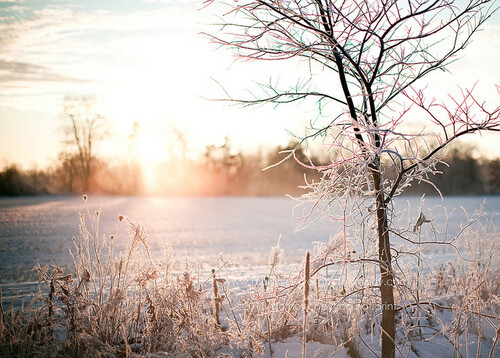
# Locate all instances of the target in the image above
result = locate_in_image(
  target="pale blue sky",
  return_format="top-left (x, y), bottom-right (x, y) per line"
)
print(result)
top-left (0, 0), bottom-right (499, 169)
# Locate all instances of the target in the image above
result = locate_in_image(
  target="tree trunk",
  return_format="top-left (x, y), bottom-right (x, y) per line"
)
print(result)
top-left (371, 164), bottom-right (396, 358)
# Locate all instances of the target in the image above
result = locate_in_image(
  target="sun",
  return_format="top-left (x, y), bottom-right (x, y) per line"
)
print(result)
top-left (131, 129), bottom-right (166, 194)
top-left (136, 130), bottom-right (165, 165)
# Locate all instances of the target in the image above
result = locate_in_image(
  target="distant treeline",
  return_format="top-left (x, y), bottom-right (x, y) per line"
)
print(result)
top-left (1, 142), bottom-right (499, 197)
top-left (399, 147), bottom-right (500, 196)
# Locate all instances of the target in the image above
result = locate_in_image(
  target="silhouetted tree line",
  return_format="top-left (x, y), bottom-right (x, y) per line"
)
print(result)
top-left (0, 142), bottom-right (499, 197)
top-left (3, 97), bottom-right (496, 197)
top-left (0, 166), bottom-right (51, 196)
top-left (401, 147), bottom-right (500, 196)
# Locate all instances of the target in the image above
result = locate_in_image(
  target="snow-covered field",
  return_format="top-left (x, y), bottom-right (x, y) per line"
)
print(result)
top-left (1, 195), bottom-right (498, 277)
top-left (1, 196), bottom-right (497, 294)
top-left (0, 195), bottom-right (499, 357)
top-left (0, 196), bottom-right (338, 284)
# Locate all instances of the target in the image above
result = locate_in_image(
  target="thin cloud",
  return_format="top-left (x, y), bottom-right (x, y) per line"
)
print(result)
top-left (0, 8), bottom-right (94, 48)
top-left (0, 4), bottom-right (197, 50)
top-left (141, 0), bottom-right (198, 4)
top-left (9, 5), bottom-right (28, 11)
top-left (0, 3), bottom-right (204, 91)
top-left (0, 59), bottom-right (87, 84)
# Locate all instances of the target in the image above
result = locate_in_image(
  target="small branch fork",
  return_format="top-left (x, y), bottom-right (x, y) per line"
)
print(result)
top-left (384, 85), bottom-right (500, 204)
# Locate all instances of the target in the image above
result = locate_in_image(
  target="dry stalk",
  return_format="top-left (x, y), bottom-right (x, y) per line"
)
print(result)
top-left (212, 268), bottom-right (221, 327)
top-left (303, 251), bottom-right (310, 358)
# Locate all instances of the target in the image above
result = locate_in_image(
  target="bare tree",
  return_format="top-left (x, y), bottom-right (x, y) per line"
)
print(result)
top-left (61, 96), bottom-right (106, 193)
top-left (204, 0), bottom-right (499, 356)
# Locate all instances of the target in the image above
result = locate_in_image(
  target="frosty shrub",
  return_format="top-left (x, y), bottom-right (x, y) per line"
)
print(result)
top-left (0, 198), bottom-right (228, 358)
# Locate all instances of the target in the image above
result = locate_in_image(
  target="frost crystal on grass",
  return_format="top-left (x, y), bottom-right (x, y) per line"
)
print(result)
top-left (268, 235), bottom-right (283, 268)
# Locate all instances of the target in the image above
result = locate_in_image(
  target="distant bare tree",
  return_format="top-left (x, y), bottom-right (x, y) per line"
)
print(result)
top-left (56, 152), bottom-right (79, 193)
top-left (61, 96), bottom-right (106, 193)
top-left (204, 0), bottom-right (500, 356)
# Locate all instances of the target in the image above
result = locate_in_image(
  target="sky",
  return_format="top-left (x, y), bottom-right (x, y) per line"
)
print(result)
top-left (0, 0), bottom-right (499, 170)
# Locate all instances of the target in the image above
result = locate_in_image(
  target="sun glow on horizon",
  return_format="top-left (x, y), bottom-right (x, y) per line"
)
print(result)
top-left (136, 130), bottom-right (165, 165)
top-left (129, 126), bottom-right (167, 193)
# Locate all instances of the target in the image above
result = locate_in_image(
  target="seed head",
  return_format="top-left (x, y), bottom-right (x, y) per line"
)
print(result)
top-left (304, 251), bottom-right (310, 309)
top-left (268, 235), bottom-right (283, 268)
top-left (119, 215), bottom-right (124, 222)
top-left (83, 195), bottom-right (87, 201)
